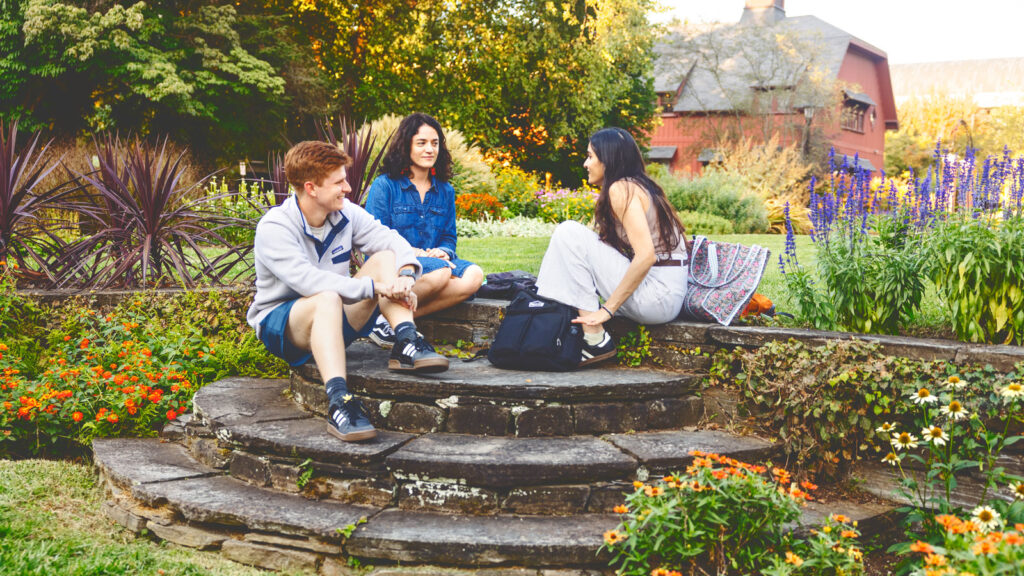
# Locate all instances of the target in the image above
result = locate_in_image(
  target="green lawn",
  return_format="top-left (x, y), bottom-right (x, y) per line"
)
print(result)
top-left (0, 459), bottom-right (307, 576)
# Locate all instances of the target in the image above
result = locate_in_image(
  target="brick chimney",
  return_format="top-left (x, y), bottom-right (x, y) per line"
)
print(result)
top-left (740, 0), bottom-right (785, 26)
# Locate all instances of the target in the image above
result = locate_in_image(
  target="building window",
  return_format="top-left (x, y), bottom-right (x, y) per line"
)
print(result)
top-left (657, 92), bottom-right (676, 113)
top-left (841, 103), bottom-right (867, 133)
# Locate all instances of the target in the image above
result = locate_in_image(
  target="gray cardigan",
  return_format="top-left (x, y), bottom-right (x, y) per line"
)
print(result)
top-left (246, 195), bottom-right (420, 331)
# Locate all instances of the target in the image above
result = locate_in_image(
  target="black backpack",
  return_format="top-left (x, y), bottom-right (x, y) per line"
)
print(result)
top-left (476, 270), bottom-right (537, 300)
top-left (487, 290), bottom-right (583, 371)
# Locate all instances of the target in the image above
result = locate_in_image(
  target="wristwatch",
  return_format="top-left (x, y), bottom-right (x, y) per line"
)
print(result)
top-left (398, 268), bottom-right (416, 279)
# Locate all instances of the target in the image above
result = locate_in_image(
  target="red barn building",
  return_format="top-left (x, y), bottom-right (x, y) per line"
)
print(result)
top-left (648, 0), bottom-right (898, 174)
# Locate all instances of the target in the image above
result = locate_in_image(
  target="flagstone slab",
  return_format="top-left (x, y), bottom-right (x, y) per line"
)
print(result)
top-left (294, 342), bottom-right (700, 402)
top-left (132, 474), bottom-right (378, 540)
top-left (93, 438), bottom-right (218, 487)
top-left (386, 434), bottom-right (636, 487)
top-left (347, 509), bottom-right (617, 567)
top-left (193, 378), bottom-right (305, 428)
top-left (603, 429), bottom-right (777, 473)
top-left (223, 417), bottom-right (414, 467)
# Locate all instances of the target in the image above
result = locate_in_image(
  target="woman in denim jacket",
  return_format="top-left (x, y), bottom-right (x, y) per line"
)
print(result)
top-left (365, 113), bottom-right (484, 346)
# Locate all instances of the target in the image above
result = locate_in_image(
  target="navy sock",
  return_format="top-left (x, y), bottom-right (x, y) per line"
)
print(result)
top-left (325, 376), bottom-right (349, 407)
top-left (394, 321), bottom-right (417, 344)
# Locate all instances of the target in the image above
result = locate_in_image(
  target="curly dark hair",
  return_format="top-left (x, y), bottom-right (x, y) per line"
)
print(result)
top-left (590, 127), bottom-right (689, 258)
top-left (380, 113), bottom-right (453, 182)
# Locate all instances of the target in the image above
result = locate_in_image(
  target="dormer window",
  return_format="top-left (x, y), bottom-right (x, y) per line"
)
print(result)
top-left (841, 89), bottom-right (876, 133)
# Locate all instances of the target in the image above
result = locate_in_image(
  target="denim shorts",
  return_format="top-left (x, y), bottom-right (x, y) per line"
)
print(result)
top-left (258, 299), bottom-right (378, 367)
top-left (418, 256), bottom-right (478, 278)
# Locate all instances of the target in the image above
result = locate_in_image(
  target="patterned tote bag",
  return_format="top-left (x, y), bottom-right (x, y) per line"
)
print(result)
top-left (679, 235), bottom-right (770, 325)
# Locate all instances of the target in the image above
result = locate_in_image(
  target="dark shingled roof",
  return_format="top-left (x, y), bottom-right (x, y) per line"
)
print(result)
top-left (655, 15), bottom-right (887, 114)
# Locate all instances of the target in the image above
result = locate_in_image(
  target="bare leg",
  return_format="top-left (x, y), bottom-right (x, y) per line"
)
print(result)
top-left (285, 292), bottom-right (348, 380)
top-left (415, 265), bottom-right (485, 317)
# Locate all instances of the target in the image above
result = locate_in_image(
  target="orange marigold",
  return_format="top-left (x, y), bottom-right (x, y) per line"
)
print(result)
top-left (72, 411), bottom-right (83, 422)
top-left (909, 541), bottom-right (935, 554)
top-left (613, 505), bottom-right (629, 514)
top-left (971, 540), bottom-right (997, 555)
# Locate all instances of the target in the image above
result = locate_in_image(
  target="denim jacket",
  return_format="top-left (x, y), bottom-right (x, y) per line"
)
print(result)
top-left (365, 174), bottom-right (458, 259)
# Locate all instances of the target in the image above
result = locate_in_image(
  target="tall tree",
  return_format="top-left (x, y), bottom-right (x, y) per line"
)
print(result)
top-left (290, 0), bottom-right (659, 182)
top-left (0, 0), bottom-right (308, 164)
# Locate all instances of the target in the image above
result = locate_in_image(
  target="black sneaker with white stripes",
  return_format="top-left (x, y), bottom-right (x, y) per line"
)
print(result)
top-left (368, 320), bottom-right (396, 349)
top-left (389, 336), bottom-right (450, 373)
top-left (580, 332), bottom-right (616, 367)
top-left (325, 395), bottom-right (377, 442)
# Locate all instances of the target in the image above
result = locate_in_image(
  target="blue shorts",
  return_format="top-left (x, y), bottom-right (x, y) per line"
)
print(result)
top-left (258, 299), bottom-right (378, 367)
top-left (418, 256), bottom-right (478, 278)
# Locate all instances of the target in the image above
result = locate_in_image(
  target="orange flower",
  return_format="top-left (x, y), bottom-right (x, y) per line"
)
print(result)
top-left (79, 338), bottom-right (90, 349)
top-left (971, 540), bottom-right (997, 555)
top-left (909, 541), bottom-right (935, 554)
top-left (1003, 532), bottom-right (1024, 545)
top-left (166, 410), bottom-right (177, 421)
top-left (148, 393), bottom-right (161, 404)
top-left (831, 514), bottom-right (851, 524)
top-left (935, 514), bottom-right (961, 530)
top-left (107, 413), bottom-right (119, 423)
top-left (614, 505), bottom-right (629, 514)
top-left (784, 551), bottom-right (803, 566)
top-left (644, 485), bottom-right (664, 497)
top-left (924, 553), bottom-right (947, 566)
top-left (800, 480), bottom-right (819, 491)
top-left (633, 481), bottom-right (644, 489)
top-left (841, 530), bottom-right (858, 539)
top-left (772, 467), bottom-right (791, 485)
top-left (72, 411), bottom-right (83, 422)
top-left (603, 530), bottom-right (624, 545)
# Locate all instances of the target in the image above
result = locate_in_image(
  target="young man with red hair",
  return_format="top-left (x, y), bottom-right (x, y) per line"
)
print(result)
top-left (247, 141), bottom-right (447, 442)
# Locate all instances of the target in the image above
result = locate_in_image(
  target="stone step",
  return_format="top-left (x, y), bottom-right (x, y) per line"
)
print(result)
top-left (291, 341), bottom-right (704, 436)
top-left (345, 509), bottom-right (617, 568)
top-left (95, 437), bottom-right (900, 574)
top-left (93, 438), bottom-right (616, 570)
top-left (386, 434), bottom-right (636, 488)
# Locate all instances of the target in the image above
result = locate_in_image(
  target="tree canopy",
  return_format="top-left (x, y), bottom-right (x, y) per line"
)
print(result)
top-left (1, 0), bottom-right (659, 180)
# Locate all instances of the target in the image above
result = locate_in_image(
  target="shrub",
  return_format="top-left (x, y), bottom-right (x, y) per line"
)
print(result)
top-left (0, 289), bottom-right (286, 458)
top-left (708, 337), bottom-right (1024, 479)
top-left (0, 120), bottom-right (64, 283)
top-left (718, 135), bottom-right (814, 233)
top-left (493, 164), bottom-right (541, 218)
top-left (657, 169), bottom-right (768, 234)
top-left (455, 193), bottom-right (504, 221)
top-left (903, 514), bottom-right (1024, 576)
top-left (536, 187), bottom-right (597, 223)
top-left (928, 216), bottom-right (1024, 345)
top-left (457, 216), bottom-right (556, 238)
top-left (782, 145), bottom-right (1024, 342)
top-left (204, 178), bottom-right (276, 246)
top-left (55, 135), bottom-right (252, 289)
top-left (602, 452), bottom-right (813, 575)
top-left (677, 210), bottom-right (735, 235)
top-left (764, 516), bottom-right (865, 576)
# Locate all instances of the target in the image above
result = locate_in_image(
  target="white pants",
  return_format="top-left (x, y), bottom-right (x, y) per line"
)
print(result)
top-left (535, 221), bottom-right (687, 324)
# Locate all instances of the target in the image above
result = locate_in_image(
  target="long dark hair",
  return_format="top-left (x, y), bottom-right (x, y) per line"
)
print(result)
top-left (381, 113), bottom-right (453, 182)
top-left (590, 128), bottom-right (688, 257)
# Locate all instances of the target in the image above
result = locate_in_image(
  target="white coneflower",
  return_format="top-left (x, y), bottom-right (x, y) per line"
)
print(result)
top-left (1009, 481), bottom-right (1024, 500)
top-left (892, 432), bottom-right (919, 450)
top-left (921, 426), bottom-right (949, 446)
top-left (945, 375), bottom-right (966, 390)
top-left (911, 387), bottom-right (938, 404)
top-left (999, 381), bottom-right (1024, 400)
top-left (876, 422), bottom-right (897, 433)
top-left (881, 452), bottom-right (901, 466)
top-left (940, 400), bottom-right (969, 421)
top-left (971, 505), bottom-right (1001, 531)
